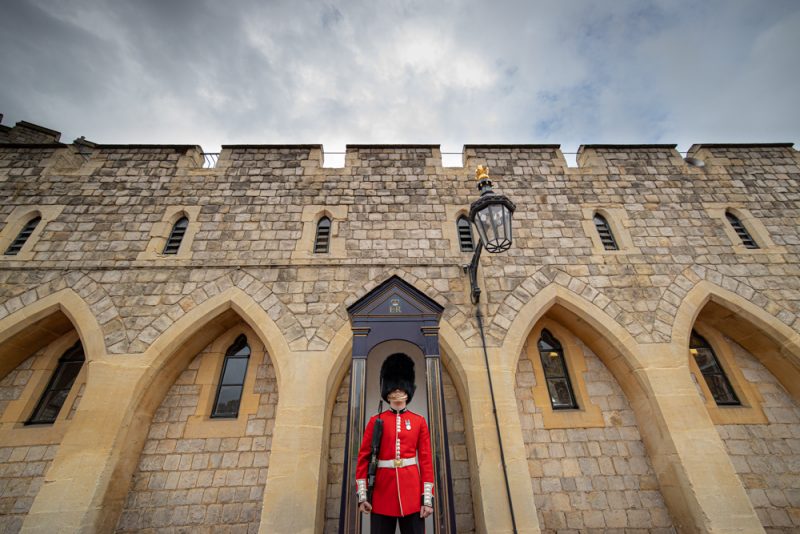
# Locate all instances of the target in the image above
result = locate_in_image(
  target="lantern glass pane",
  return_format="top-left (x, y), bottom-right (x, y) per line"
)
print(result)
top-left (503, 205), bottom-right (512, 242)
top-left (475, 208), bottom-right (491, 245)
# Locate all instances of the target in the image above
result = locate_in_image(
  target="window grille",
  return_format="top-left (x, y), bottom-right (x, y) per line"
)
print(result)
top-left (593, 213), bottom-right (618, 251)
top-left (211, 334), bottom-right (251, 418)
top-left (27, 341), bottom-right (84, 425)
top-left (314, 217), bottom-right (331, 253)
top-left (457, 216), bottom-right (474, 252)
top-left (725, 212), bottom-right (759, 249)
top-left (537, 329), bottom-right (578, 409)
top-left (690, 331), bottom-right (740, 405)
top-left (4, 216), bottom-right (41, 256)
top-left (163, 216), bottom-right (189, 255)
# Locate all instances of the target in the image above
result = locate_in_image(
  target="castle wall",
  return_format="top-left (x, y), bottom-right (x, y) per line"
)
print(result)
top-left (0, 124), bottom-right (798, 532)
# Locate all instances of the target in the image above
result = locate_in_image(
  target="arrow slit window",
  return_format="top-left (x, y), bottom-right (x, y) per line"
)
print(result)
top-left (537, 329), bottom-right (578, 409)
top-left (212, 334), bottom-right (251, 418)
top-left (163, 216), bottom-right (189, 255)
top-left (457, 215), bottom-right (474, 252)
top-left (725, 211), bottom-right (759, 249)
top-left (314, 216), bottom-right (331, 253)
top-left (4, 216), bottom-right (41, 256)
top-left (593, 213), bottom-right (618, 251)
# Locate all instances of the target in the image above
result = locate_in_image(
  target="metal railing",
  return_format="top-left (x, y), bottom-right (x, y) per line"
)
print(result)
top-left (202, 153), bottom-right (220, 169)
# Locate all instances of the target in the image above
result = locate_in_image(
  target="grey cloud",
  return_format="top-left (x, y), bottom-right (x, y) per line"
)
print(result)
top-left (1, 0), bottom-right (797, 154)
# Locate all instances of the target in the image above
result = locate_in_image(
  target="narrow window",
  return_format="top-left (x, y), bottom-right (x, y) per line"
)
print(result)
top-left (593, 213), bottom-right (618, 251)
top-left (27, 341), bottom-right (84, 425)
top-left (163, 216), bottom-right (189, 255)
top-left (690, 331), bottom-right (740, 406)
top-left (314, 216), bottom-right (331, 253)
top-left (211, 334), bottom-right (251, 418)
top-left (537, 329), bottom-right (578, 409)
top-left (457, 216), bottom-right (474, 252)
top-left (725, 212), bottom-right (759, 249)
top-left (4, 216), bottom-right (41, 256)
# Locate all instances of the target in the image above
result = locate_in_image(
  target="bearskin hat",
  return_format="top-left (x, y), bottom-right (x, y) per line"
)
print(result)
top-left (380, 353), bottom-right (416, 404)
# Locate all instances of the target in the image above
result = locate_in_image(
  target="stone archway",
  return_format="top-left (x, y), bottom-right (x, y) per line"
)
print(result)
top-left (515, 314), bottom-right (674, 531)
top-left (0, 290), bottom-right (102, 533)
top-left (680, 287), bottom-right (800, 532)
top-left (115, 322), bottom-right (278, 532)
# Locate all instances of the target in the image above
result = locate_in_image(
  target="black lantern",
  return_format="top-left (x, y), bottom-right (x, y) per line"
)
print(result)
top-left (468, 166), bottom-right (516, 253)
top-left (464, 166), bottom-right (516, 304)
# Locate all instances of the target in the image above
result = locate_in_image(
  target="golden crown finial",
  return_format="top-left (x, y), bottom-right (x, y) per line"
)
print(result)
top-left (475, 165), bottom-right (490, 181)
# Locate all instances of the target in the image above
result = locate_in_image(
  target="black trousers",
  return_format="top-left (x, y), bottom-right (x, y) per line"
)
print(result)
top-left (370, 511), bottom-right (425, 534)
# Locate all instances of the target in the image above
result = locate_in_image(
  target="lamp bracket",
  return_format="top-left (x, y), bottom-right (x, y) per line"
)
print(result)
top-left (463, 239), bottom-right (484, 305)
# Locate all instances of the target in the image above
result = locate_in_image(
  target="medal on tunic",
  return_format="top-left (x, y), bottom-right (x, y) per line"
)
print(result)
top-left (405, 419), bottom-right (411, 431)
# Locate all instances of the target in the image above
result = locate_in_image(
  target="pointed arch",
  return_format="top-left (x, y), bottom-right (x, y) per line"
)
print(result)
top-left (0, 288), bottom-right (105, 378)
top-left (672, 280), bottom-right (800, 400)
top-left (500, 283), bottom-right (648, 401)
top-left (92, 287), bottom-right (292, 531)
top-left (142, 286), bottom-right (290, 389)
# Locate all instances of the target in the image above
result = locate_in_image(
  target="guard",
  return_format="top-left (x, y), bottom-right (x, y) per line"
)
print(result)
top-left (356, 353), bottom-right (434, 533)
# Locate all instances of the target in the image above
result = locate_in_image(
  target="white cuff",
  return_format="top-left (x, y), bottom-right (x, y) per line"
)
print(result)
top-left (356, 479), bottom-right (367, 503)
top-left (423, 482), bottom-right (434, 507)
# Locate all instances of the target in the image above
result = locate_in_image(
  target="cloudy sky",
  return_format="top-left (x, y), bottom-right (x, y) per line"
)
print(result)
top-left (1, 0), bottom-right (798, 162)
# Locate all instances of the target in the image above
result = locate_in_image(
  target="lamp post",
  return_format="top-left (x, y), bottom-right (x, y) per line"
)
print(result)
top-left (463, 165), bottom-right (519, 533)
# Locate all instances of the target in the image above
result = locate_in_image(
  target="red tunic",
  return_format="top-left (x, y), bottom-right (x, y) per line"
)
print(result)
top-left (356, 409), bottom-right (434, 517)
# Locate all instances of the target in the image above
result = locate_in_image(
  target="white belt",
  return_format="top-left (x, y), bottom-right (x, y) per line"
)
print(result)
top-left (378, 457), bottom-right (417, 468)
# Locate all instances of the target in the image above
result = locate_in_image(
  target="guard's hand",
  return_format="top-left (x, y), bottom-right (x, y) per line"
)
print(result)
top-left (358, 502), bottom-right (372, 514)
top-left (420, 505), bottom-right (433, 518)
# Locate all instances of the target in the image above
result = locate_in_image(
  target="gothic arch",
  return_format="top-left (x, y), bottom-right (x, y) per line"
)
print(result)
top-left (499, 283), bottom-right (649, 403)
top-left (125, 269), bottom-right (304, 353)
top-left (672, 280), bottom-right (800, 401)
top-left (96, 286), bottom-right (292, 530)
top-left (487, 266), bottom-right (654, 348)
top-left (141, 286), bottom-right (290, 390)
top-left (1, 272), bottom-right (122, 351)
top-left (0, 288), bottom-right (105, 378)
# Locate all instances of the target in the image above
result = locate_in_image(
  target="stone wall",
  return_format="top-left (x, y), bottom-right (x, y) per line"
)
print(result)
top-left (115, 333), bottom-right (278, 533)
top-left (0, 354), bottom-right (35, 417)
top-left (442, 365), bottom-right (475, 533)
top-left (716, 337), bottom-right (800, 532)
top-left (516, 335), bottom-right (674, 532)
top-left (1, 144), bottom-right (799, 357)
top-left (324, 370), bottom-right (349, 534)
top-left (0, 352), bottom-right (57, 534)
top-left (0, 444), bottom-right (58, 534)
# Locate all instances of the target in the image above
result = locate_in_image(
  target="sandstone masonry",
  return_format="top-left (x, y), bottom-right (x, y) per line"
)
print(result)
top-left (0, 117), bottom-right (799, 533)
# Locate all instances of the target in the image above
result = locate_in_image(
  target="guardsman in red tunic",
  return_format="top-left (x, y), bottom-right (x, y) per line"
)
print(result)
top-left (356, 353), bottom-right (434, 534)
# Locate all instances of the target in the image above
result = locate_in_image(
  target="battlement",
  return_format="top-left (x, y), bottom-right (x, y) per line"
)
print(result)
top-left (0, 117), bottom-right (797, 172)
top-left (687, 143), bottom-right (797, 167)
top-left (0, 115), bottom-right (64, 145)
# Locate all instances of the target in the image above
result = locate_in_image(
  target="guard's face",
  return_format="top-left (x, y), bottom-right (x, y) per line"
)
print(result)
top-left (387, 389), bottom-right (408, 403)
